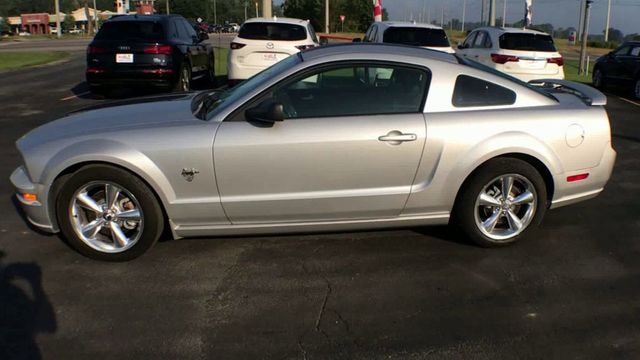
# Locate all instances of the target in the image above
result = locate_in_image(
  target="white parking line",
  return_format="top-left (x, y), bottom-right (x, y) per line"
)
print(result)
top-left (60, 92), bottom-right (90, 101)
top-left (619, 97), bottom-right (640, 108)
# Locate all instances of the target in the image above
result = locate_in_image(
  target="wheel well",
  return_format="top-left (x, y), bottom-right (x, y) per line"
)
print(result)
top-left (50, 161), bottom-right (170, 235)
top-left (455, 153), bottom-right (555, 206)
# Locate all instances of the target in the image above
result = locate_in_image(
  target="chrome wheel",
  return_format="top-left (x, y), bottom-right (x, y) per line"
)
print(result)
top-left (69, 181), bottom-right (144, 253)
top-left (180, 66), bottom-right (190, 91)
top-left (593, 69), bottom-right (603, 88)
top-left (474, 174), bottom-right (537, 242)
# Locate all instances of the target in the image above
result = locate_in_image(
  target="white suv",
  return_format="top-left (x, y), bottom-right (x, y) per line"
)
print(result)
top-left (456, 27), bottom-right (564, 82)
top-left (361, 21), bottom-right (455, 54)
top-left (227, 17), bottom-right (319, 86)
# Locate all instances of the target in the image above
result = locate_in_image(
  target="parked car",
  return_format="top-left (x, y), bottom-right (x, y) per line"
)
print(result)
top-left (592, 41), bottom-right (640, 99)
top-left (456, 27), bottom-right (564, 82)
top-left (228, 17), bottom-right (319, 86)
top-left (11, 44), bottom-right (615, 261)
top-left (359, 21), bottom-right (455, 53)
top-left (85, 14), bottom-right (215, 95)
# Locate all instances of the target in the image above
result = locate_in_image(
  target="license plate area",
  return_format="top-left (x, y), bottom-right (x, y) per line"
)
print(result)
top-left (116, 53), bottom-right (134, 63)
top-left (262, 53), bottom-right (278, 61)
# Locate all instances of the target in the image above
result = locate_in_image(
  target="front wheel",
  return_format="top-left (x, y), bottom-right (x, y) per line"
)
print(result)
top-left (174, 62), bottom-right (191, 92)
top-left (592, 68), bottom-right (606, 89)
top-left (55, 165), bottom-right (164, 261)
top-left (452, 158), bottom-right (548, 247)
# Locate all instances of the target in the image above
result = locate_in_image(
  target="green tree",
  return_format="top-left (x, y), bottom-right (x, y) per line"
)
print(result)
top-left (604, 28), bottom-right (624, 43)
top-left (63, 14), bottom-right (75, 30)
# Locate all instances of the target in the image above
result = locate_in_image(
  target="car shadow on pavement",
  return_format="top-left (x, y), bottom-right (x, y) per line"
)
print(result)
top-left (0, 251), bottom-right (57, 360)
top-left (70, 80), bottom-right (226, 101)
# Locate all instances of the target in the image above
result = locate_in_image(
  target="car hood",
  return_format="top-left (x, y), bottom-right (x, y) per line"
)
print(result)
top-left (18, 92), bottom-right (200, 149)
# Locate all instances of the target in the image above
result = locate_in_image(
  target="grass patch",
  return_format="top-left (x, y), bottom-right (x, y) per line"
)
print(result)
top-left (564, 59), bottom-right (592, 84)
top-left (214, 47), bottom-right (228, 77)
top-left (0, 51), bottom-right (70, 71)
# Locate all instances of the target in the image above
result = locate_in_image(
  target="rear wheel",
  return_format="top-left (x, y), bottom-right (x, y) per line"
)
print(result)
top-left (174, 62), bottom-right (191, 92)
top-left (452, 158), bottom-right (548, 247)
top-left (55, 165), bottom-right (164, 261)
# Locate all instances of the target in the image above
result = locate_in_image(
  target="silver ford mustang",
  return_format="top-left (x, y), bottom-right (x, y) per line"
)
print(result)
top-left (11, 44), bottom-right (616, 261)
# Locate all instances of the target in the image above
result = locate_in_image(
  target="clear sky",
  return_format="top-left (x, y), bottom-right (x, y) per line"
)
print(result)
top-left (384, 0), bottom-right (640, 36)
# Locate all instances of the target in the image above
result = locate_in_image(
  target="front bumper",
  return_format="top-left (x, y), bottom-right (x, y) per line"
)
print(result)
top-left (10, 166), bottom-right (57, 233)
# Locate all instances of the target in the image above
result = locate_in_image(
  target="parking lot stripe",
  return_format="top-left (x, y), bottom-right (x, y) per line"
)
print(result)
top-left (619, 97), bottom-right (640, 108)
top-left (60, 92), bottom-right (90, 101)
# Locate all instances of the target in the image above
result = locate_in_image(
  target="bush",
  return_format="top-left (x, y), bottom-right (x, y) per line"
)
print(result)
top-left (586, 41), bottom-right (619, 49)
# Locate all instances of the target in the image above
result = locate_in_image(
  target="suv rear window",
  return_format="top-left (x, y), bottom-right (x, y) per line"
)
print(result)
top-left (95, 21), bottom-right (165, 42)
top-left (239, 23), bottom-right (307, 41)
top-left (383, 27), bottom-right (450, 47)
top-left (499, 33), bottom-right (556, 52)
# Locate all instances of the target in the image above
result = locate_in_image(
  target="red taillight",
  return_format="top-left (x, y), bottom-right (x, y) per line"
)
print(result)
top-left (567, 173), bottom-right (589, 182)
top-left (547, 56), bottom-right (564, 66)
top-left (86, 68), bottom-right (105, 74)
top-left (144, 45), bottom-right (172, 55)
top-left (87, 46), bottom-right (106, 54)
top-left (142, 69), bottom-right (174, 74)
top-left (491, 53), bottom-right (519, 64)
top-left (230, 42), bottom-right (246, 50)
top-left (295, 44), bottom-right (315, 51)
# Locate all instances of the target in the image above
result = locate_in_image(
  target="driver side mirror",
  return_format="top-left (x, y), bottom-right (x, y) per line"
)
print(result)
top-left (245, 99), bottom-right (284, 125)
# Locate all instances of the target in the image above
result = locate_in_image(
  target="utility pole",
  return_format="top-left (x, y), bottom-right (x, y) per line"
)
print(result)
top-left (502, 0), bottom-right (506, 27)
top-left (480, 0), bottom-right (485, 26)
top-left (93, 0), bottom-right (98, 33)
top-left (255, 2), bottom-right (259, 17)
top-left (604, 0), bottom-right (612, 42)
top-left (461, 0), bottom-right (466, 32)
top-left (214, 0), bottom-right (217, 24)
top-left (262, 0), bottom-right (271, 18)
top-left (489, 0), bottom-right (496, 26)
top-left (577, 0), bottom-right (584, 42)
top-left (440, 6), bottom-right (444, 27)
top-left (54, 0), bottom-right (61, 38)
top-left (579, 0), bottom-right (593, 75)
top-left (325, 0), bottom-right (329, 33)
top-left (166, 0), bottom-right (170, 15)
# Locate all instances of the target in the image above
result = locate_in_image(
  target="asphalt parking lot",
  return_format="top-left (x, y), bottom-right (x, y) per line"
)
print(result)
top-left (1, 50), bottom-right (639, 359)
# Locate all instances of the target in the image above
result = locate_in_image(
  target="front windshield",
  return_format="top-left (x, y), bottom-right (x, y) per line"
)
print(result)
top-left (457, 56), bottom-right (558, 102)
top-left (204, 54), bottom-right (302, 120)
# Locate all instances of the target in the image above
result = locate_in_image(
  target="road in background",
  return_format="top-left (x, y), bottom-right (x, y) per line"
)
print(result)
top-left (0, 51), bottom-right (639, 359)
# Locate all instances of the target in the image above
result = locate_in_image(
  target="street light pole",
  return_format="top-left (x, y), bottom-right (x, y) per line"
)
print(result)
top-left (325, 0), bottom-right (329, 33)
top-left (604, 0), bottom-right (611, 42)
top-left (166, 0), bottom-right (170, 15)
top-left (489, 0), bottom-right (496, 26)
top-left (579, 0), bottom-right (593, 75)
top-left (461, 0), bottom-right (466, 32)
top-left (262, 0), bottom-right (271, 18)
top-left (502, 0), bottom-right (506, 27)
top-left (54, 0), bottom-right (61, 38)
top-left (577, 0), bottom-right (584, 42)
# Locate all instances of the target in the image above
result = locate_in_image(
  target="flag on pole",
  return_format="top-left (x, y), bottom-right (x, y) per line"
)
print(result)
top-left (524, 0), bottom-right (533, 28)
top-left (373, 0), bottom-right (382, 22)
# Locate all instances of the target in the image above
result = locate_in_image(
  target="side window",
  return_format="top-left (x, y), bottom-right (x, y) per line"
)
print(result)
top-left (631, 46), bottom-right (640, 57)
top-left (363, 25), bottom-right (373, 42)
top-left (452, 75), bottom-right (516, 107)
top-left (474, 31), bottom-right (487, 48)
top-left (483, 33), bottom-right (493, 48)
top-left (307, 24), bottom-right (318, 43)
top-left (463, 32), bottom-right (477, 48)
top-left (268, 64), bottom-right (430, 119)
top-left (613, 46), bottom-right (630, 57)
top-left (370, 26), bottom-right (379, 42)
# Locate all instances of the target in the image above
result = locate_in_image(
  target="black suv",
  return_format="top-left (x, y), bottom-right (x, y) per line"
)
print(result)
top-left (86, 14), bottom-right (214, 95)
top-left (592, 41), bottom-right (640, 99)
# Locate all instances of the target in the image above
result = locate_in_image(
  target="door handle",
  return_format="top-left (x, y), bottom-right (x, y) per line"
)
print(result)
top-left (378, 131), bottom-right (417, 145)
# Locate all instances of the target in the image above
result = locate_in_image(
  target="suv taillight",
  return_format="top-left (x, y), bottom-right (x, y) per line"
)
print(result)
top-left (87, 46), bottom-right (106, 54)
top-left (547, 57), bottom-right (564, 66)
top-left (295, 44), bottom-right (315, 51)
top-left (491, 53), bottom-right (520, 64)
top-left (230, 42), bottom-right (246, 50)
top-left (144, 45), bottom-right (172, 55)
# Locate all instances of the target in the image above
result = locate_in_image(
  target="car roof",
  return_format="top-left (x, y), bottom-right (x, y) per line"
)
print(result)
top-left (243, 17), bottom-right (309, 25)
top-left (302, 43), bottom-right (458, 64)
top-left (107, 14), bottom-right (181, 23)
top-left (377, 21), bottom-right (445, 30)
top-left (474, 26), bottom-right (551, 36)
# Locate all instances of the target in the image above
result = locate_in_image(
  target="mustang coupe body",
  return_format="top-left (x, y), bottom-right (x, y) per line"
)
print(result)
top-left (11, 44), bottom-right (616, 260)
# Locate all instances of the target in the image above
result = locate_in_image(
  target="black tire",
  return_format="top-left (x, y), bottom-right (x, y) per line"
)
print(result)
top-left (174, 61), bottom-right (191, 92)
top-left (592, 68), bottom-right (606, 89)
top-left (452, 158), bottom-right (548, 248)
top-left (55, 164), bottom-right (164, 261)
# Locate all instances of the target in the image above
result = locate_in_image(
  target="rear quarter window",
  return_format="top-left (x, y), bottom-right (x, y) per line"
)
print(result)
top-left (452, 75), bottom-right (516, 107)
top-left (95, 21), bottom-right (165, 42)
top-left (499, 33), bottom-right (556, 52)
top-left (239, 23), bottom-right (307, 41)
